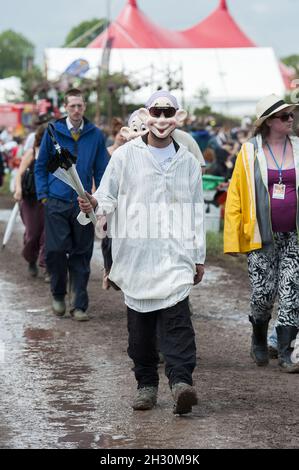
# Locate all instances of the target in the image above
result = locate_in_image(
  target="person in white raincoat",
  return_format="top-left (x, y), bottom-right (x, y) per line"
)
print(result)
top-left (78, 91), bottom-right (205, 415)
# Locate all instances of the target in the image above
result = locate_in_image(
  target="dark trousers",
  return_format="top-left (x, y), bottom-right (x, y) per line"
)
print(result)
top-left (127, 297), bottom-right (196, 389)
top-left (20, 198), bottom-right (45, 267)
top-left (45, 198), bottom-right (94, 311)
top-left (101, 235), bottom-right (113, 271)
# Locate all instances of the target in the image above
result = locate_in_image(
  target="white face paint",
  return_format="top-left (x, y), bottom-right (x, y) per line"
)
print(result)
top-left (146, 97), bottom-right (177, 139)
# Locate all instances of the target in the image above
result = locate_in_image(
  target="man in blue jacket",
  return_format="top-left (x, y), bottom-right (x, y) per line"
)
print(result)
top-left (35, 88), bottom-right (108, 321)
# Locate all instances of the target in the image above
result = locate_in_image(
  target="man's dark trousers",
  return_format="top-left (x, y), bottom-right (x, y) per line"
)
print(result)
top-left (127, 297), bottom-right (196, 388)
top-left (45, 198), bottom-right (94, 312)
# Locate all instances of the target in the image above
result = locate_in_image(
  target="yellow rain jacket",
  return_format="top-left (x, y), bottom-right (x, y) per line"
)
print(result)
top-left (224, 135), bottom-right (299, 254)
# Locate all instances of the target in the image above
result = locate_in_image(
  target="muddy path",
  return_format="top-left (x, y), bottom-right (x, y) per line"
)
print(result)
top-left (0, 199), bottom-right (298, 449)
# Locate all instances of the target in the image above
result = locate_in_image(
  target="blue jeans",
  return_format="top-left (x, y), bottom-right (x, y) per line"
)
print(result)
top-left (45, 198), bottom-right (94, 311)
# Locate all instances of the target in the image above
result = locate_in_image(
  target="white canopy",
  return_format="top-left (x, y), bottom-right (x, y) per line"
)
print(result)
top-left (45, 47), bottom-right (285, 116)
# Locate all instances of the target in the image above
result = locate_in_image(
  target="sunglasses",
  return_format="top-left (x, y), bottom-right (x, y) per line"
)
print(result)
top-left (272, 112), bottom-right (294, 122)
top-left (148, 107), bottom-right (176, 118)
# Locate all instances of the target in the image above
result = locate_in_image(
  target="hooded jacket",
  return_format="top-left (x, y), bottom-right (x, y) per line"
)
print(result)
top-left (224, 134), bottom-right (299, 253)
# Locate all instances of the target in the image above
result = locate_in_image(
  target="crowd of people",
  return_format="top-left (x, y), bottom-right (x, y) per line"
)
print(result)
top-left (1, 88), bottom-right (299, 415)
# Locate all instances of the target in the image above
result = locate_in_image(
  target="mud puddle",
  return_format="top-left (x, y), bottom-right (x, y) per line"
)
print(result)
top-left (0, 207), bottom-right (298, 449)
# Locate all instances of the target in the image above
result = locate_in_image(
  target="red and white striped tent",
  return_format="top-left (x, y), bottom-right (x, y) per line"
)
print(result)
top-left (88, 0), bottom-right (189, 49)
top-left (45, 1), bottom-right (289, 115)
top-left (180, 0), bottom-right (255, 48)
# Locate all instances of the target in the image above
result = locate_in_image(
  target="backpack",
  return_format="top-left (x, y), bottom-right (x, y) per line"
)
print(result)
top-left (21, 161), bottom-right (36, 199)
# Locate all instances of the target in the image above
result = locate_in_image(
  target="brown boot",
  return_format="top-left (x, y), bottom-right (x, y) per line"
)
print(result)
top-left (71, 309), bottom-right (89, 322)
top-left (132, 386), bottom-right (158, 410)
top-left (172, 382), bottom-right (198, 415)
top-left (52, 298), bottom-right (66, 316)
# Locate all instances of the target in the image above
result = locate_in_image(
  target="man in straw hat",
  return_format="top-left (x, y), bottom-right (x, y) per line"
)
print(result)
top-left (224, 93), bottom-right (299, 373)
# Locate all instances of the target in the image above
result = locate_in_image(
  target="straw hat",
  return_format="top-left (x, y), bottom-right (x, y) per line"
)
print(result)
top-left (254, 94), bottom-right (297, 127)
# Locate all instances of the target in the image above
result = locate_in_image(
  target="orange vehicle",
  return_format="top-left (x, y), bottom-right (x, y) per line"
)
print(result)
top-left (0, 103), bottom-right (37, 136)
top-left (0, 100), bottom-right (59, 136)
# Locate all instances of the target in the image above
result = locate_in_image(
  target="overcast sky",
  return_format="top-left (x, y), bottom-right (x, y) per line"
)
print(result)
top-left (1, 0), bottom-right (298, 63)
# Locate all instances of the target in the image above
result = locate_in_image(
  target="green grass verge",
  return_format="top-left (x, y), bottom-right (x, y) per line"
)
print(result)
top-left (206, 230), bottom-right (247, 271)
top-left (0, 174), bottom-right (10, 195)
top-left (206, 230), bottom-right (224, 258)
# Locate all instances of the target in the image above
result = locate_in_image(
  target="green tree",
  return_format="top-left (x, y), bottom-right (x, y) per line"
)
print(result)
top-left (62, 71), bottom-right (143, 124)
top-left (64, 18), bottom-right (108, 47)
top-left (21, 66), bottom-right (46, 102)
top-left (0, 29), bottom-right (34, 78)
top-left (281, 54), bottom-right (299, 76)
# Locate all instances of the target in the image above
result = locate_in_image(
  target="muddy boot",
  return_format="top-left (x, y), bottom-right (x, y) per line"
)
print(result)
top-left (71, 309), bottom-right (89, 322)
top-left (276, 326), bottom-right (299, 373)
top-left (52, 298), bottom-right (66, 317)
top-left (172, 382), bottom-right (198, 415)
top-left (249, 316), bottom-right (270, 366)
top-left (132, 386), bottom-right (158, 410)
top-left (28, 262), bottom-right (38, 278)
top-left (268, 345), bottom-right (278, 359)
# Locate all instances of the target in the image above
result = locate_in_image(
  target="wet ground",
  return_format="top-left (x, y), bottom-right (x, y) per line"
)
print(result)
top-left (0, 198), bottom-right (298, 449)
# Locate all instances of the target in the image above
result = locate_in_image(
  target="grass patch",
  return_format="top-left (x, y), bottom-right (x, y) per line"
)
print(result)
top-left (0, 174), bottom-right (10, 195)
top-left (206, 230), bottom-right (247, 272)
top-left (0, 174), bottom-right (14, 209)
top-left (206, 230), bottom-right (224, 257)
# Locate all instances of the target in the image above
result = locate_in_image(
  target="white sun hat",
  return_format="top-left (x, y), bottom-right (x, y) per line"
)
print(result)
top-left (254, 93), bottom-right (298, 127)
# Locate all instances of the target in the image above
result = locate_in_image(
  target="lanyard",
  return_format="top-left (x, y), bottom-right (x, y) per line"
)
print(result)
top-left (266, 137), bottom-right (288, 184)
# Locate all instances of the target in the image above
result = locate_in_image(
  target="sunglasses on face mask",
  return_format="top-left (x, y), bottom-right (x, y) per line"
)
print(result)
top-left (271, 112), bottom-right (294, 122)
top-left (148, 107), bottom-right (176, 118)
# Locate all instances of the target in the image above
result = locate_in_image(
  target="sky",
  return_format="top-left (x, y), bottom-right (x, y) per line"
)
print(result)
top-left (1, 0), bottom-right (298, 64)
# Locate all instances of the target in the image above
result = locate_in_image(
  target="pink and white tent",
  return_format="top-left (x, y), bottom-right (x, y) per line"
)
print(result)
top-left (88, 0), bottom-right (189, 49)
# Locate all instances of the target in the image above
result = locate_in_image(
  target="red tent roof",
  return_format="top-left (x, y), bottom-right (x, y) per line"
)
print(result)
top-left (87, 0), bottom-right (287, 90)
top-left (88, 0), bottom-right (189, 49)
top-left (181, 0), bottom-right (255, 48)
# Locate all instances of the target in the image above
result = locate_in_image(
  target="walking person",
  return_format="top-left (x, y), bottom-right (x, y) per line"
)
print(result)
top-left (14, 124), bottom-right (47, 278)
top-left (120, 109), bottom-right (206, 167)
top-left (102, 117), bottom-right (126, 290)
top-left (0, 148), bottom-right (4, 187)
top-left (35, 88), bottom-right (108, 321)
top-left (79, 91), bottom-right (205, 413)
top-left (224, 94), bottom-right (299, 373)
